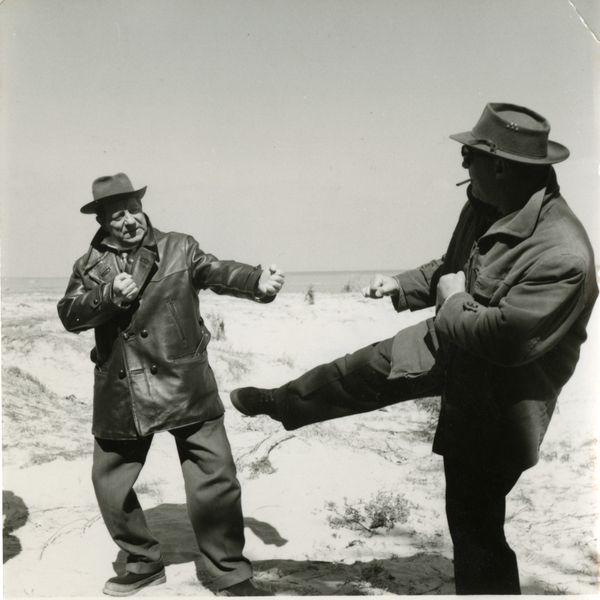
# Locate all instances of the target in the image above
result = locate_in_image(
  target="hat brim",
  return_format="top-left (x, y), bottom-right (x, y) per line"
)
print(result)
top-left (449, 132), bottom-right (570, 165)
top-left (80, 186), bottom-right (147, 214)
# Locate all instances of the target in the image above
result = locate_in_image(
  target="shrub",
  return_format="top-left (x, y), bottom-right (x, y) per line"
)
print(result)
top-left (341, 278), bottom-right (359, 293)
top-left (325, 491), bottom-right (410, 535)
top-left (413, 396), bottom-right (441, 442)
top-left (206, 311), bottom-right (226, 341)
top-left (305, 284), bottom-right (315, 305)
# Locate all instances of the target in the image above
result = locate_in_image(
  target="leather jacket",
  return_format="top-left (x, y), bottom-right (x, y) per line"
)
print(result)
top-left (58, 220), bottom-right (273, 439)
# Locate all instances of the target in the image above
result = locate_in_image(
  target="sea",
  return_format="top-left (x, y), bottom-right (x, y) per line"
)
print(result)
top-left (1, 270), bottom-right (402, 297)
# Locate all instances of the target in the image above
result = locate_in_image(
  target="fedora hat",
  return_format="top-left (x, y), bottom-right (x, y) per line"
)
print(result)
top-left (449, 103), bottom-right (569, 165)
top-left (80, 173), bottom-right (147, 214)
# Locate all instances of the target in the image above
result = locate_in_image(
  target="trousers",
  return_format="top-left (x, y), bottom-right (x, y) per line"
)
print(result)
top-left (444, 456), bottom-right (522, 594)
top-left (271, 320), bottom-right (523, 594)
top-left (91, 415), bottom-right (253, 591)
top-left (276, 320), bottom-right (443, 431)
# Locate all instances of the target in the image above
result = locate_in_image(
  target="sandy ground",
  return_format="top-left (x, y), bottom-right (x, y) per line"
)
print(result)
top-left (2, 287), bottom-right (599, 597)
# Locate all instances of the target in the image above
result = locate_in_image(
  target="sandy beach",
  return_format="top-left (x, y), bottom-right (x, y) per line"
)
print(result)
top-left (2, 285), bottom-right (599, 596)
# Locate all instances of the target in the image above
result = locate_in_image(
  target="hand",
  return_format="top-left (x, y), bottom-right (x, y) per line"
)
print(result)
top-left (362, 274), bottom-right (400, 299)
top-left (112, 273), bottom-right (139, 305)
top-left (257, 264), bottom-right (285, 297)
top-left (436, 271), bottom-right (466, 309)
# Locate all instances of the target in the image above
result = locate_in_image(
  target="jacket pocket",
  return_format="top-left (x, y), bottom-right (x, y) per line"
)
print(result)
top-left (167, 300), bottom-right (187, 347)
top-left (170, 322), bottom-right (212, 362)
top-left (472, 274), bottom-right (506, 306)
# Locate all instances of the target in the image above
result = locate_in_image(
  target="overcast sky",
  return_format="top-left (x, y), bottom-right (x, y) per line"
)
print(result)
top-left (1, 0), bottom-right (599, 278)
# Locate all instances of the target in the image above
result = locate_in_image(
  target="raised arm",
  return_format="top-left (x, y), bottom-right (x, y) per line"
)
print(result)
top-left (435, 252), bottom-right (593, 366)
top-left (57, 265), bottom-right (129, 333)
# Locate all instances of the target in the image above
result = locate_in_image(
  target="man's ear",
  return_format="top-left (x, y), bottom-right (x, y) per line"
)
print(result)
top-left (95, 214), bottom-right (106, 229)
top-left (495, 158), bottom-right (508, 179)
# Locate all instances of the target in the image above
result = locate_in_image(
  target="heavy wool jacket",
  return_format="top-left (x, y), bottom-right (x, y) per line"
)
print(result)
top-left (394, 169), bottom-right (597, 470)
top-left (58, 221), bottom-right (273, 439)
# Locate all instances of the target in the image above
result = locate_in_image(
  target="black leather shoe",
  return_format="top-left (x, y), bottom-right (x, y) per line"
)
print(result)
top-left (230, 387), bottom-right (280, 420)
top-left (217, 578), bottom-right (274, 596)
top-left (103, 569), bottom-right (166, 596)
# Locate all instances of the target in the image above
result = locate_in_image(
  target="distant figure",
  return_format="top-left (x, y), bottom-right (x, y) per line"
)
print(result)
top-left (231, 104), bottom-right (598, 594)
top-left (57, 173), bottom-right (284, 597)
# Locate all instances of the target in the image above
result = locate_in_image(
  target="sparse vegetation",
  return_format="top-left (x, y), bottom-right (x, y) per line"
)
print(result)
top-left (341, 278), bottom-right (359, 294)
top-left (205, 310), bottom-right (226, 341)
top-left (413, 396), bottom-right (441, 442)
top-left (325, 491), bottom-right (410, 536)
top-left (2, 288), bottom-right (598, 596)
top-left (305, 284), bottom-right (315, 305)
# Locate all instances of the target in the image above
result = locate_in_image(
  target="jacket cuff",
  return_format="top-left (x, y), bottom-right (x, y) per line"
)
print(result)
top-left (250, 265), bottom-right (278, 303)
top-left (434, 291), bottom-right (474, 331)
top-left (391, 277), bottom-right (409, 312)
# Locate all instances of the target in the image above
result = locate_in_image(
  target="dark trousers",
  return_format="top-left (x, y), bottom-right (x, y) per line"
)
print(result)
top-left (272, 323), bottom-right (523, 594)
top-left (444, 456), bottom-right (522, 595)
top-left (92, 415), bottom-right (252, 591)
top-left (276, 330), bottom-right (443, 431)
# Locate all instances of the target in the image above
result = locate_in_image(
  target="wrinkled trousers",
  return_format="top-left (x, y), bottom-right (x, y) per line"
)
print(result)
top-left (92, 415), bottom-right (252, 591)
top-left (275, 318), bottom-right (442, 430)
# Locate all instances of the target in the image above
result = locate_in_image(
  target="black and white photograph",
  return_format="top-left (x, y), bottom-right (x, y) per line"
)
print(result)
top-left (2, 0), bottom-right (599, 596)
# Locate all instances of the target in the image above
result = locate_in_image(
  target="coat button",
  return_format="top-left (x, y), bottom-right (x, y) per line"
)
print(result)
top-left (150, 365), bottom-right (158, 375)
top-left (119, 369), bottom-right (126, 379)
top-left (141, 330), bottom-right (148, 338)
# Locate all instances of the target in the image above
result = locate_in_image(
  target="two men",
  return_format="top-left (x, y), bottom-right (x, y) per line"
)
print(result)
top-left (58, 174), bottom-right (284, 596)
top-left (231, 104), bottom-right (598, 594)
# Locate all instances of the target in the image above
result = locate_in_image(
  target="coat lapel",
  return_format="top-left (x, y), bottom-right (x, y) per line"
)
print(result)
top-left (130, 246), bottom-right (158, 290)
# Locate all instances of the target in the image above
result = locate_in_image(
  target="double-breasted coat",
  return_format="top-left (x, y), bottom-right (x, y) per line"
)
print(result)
top-left (58, 220), bottom-right (272, 439)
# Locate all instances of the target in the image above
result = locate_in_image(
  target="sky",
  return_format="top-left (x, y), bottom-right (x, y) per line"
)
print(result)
top-left (1, 0), bottom-right (599, 278)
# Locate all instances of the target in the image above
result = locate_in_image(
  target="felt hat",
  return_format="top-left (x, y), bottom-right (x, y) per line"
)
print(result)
top-left (449, 103), bottom-right (569, 164)
top-left (81, 173), bottom-right (147, 214)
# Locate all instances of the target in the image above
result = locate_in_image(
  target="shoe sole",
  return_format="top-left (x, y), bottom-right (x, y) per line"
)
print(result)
top-left (230, 389), bottom-right (253, 416)
top-left (103, 572), bottom-right (167, 597)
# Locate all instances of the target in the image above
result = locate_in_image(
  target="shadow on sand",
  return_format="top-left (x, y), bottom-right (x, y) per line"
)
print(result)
top-left (109, 503), bottom-right (568, 594)
top-left (111, 503), bottom-right (460, 595)
top-left (3, 490), bottom-right (29, 563)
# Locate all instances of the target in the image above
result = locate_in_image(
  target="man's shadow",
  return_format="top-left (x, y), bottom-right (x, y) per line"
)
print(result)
top-left (111, 503), bottom-right (459, 595)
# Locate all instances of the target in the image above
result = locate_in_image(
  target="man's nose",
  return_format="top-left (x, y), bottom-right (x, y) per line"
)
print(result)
top-left (124, 212), bottom-right (136, 226)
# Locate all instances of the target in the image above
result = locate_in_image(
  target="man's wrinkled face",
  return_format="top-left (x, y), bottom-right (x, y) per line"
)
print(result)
top-left (97, 197), bottom-right (147, 248)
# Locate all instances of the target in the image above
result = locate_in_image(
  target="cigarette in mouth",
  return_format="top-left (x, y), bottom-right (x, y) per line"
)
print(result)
top-left (456, 178), bottom-right (472, 187)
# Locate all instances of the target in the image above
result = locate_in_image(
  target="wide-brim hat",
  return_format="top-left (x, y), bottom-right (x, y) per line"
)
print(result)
top-left (81, 172), bottom-right (147, 214)
top-left (449, 103), bottom-right (569, 165)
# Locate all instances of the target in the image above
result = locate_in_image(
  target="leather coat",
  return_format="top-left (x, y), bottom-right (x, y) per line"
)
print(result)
top-left (58, 220), bottom-right (273, 439)
top-left (394, 169), bottom-right (598, 470)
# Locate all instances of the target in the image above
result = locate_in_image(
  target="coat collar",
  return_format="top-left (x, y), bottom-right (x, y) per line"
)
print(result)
top-left (82, 215), bottom-right (159, 287)
top-left (480, 167), bottom-right (559, 242)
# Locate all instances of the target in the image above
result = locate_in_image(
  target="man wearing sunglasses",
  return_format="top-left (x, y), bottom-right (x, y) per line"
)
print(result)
top-left (231, 103), bottom-right (598, 594)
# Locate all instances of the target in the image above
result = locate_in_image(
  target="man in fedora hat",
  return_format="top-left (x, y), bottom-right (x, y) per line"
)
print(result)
top-left (230, 103), bottom-right (598, 594)
top-left (58, 173), bottom-right (284, 597)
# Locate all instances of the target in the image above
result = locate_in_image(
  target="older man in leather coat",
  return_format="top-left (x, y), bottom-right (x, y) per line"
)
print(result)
top-left (58, 173), bottom-right (284, 597)
top-left (231, 104), bottom-right (598, 594)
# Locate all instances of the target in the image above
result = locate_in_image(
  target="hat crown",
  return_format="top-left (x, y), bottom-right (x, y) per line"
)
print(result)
top-left (92, 173), bottom-right (136, 202)
top-left (81, 173), bottom-right (147, 214)
top-left (471, 103), bottom-right (551, 159)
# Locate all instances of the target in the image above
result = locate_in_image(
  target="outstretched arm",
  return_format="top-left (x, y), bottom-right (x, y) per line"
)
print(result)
top-left (362, 258), bottom-right (445, 312)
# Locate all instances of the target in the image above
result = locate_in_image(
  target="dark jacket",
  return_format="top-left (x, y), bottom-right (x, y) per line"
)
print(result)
top-left (58, 220), bottom-right (273, 439)
top-left (395, 169), bottom-right (598, 470)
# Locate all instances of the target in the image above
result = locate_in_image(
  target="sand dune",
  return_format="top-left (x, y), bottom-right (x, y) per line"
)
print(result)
top-left (2, 288), bottom-right (599, 596)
